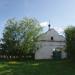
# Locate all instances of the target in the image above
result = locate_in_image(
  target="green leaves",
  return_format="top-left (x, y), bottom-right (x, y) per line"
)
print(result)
top-left (64, 26), bottom-right (75, 59)
top-left (2, 17), bottom-right (42, 55)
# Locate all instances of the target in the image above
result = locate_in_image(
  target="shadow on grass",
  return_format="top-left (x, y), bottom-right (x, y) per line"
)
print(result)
top-left (0, 60), bottom-right (75, 75)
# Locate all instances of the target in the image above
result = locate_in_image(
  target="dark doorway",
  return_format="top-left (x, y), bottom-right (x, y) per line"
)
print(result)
top-left (53, 50), bottom-right (61, 59)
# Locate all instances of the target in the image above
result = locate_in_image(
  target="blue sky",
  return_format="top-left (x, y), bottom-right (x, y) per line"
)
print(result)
top-left (0, 0), bottom-right (75, 38)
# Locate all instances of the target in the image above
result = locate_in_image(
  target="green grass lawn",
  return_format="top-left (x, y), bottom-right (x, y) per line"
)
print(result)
top-left (0, 60), bottom-right (75, 75)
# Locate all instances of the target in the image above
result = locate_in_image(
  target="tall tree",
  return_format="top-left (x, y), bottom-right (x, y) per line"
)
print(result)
top-left (64, 26), bottom-right (75, 60)
top-left (2, 17), bottom-right (42, 56)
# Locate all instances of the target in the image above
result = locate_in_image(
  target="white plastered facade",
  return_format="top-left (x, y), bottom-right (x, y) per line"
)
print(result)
top-left (35, 28), bottom-right (66, 59)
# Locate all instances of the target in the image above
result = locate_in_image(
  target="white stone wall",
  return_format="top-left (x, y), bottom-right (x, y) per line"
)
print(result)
top-left (35, 28), bottom-right (66, 59)
top-left (35, 41), bottom-right (65, 59)
top-left (35, 46), bottom-right (53, 59)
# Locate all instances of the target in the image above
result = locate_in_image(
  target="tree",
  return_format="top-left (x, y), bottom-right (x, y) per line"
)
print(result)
top-left (2, 17), bottom-right (42, 56)
top-left (64, 26), bottom-right (75, 60)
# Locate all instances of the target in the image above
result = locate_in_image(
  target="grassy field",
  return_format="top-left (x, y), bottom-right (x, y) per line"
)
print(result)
top-left (0, 60), bottom-right (75, 75)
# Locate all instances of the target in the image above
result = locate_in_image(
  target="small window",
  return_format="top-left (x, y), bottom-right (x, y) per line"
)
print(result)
top-left (51, 36), bottom-right (53, 40)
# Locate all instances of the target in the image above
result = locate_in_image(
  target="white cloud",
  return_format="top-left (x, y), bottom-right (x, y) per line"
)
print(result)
top-left (54, 27), bottom-right (64, 33)
top-left (54, 27), bottom-right (64, 35)
top-left (40, 21), bottom-right (65, 35)
top-left (40, 21), bottom-right (48, 27)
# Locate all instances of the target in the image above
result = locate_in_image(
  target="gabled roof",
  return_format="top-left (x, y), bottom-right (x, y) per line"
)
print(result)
top-left (38, 28), bottom-right (65, 42)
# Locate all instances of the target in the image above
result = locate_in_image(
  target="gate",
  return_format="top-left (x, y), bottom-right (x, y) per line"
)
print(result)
top-left (53, 50), bottom-right (61, 59)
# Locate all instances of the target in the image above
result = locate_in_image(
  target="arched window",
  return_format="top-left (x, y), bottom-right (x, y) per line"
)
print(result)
top-left (51, 36), bottom-right (53, 40)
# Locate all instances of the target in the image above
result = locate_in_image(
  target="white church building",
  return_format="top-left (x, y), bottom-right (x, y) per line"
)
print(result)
top-left (35, 24), bottom-right (66, 59)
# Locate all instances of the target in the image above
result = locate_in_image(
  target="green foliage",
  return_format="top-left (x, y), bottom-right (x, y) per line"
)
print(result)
top-left (64, 26), bottom-right (75, 59)
top-left (2, 17), bottom-right (42, 56)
